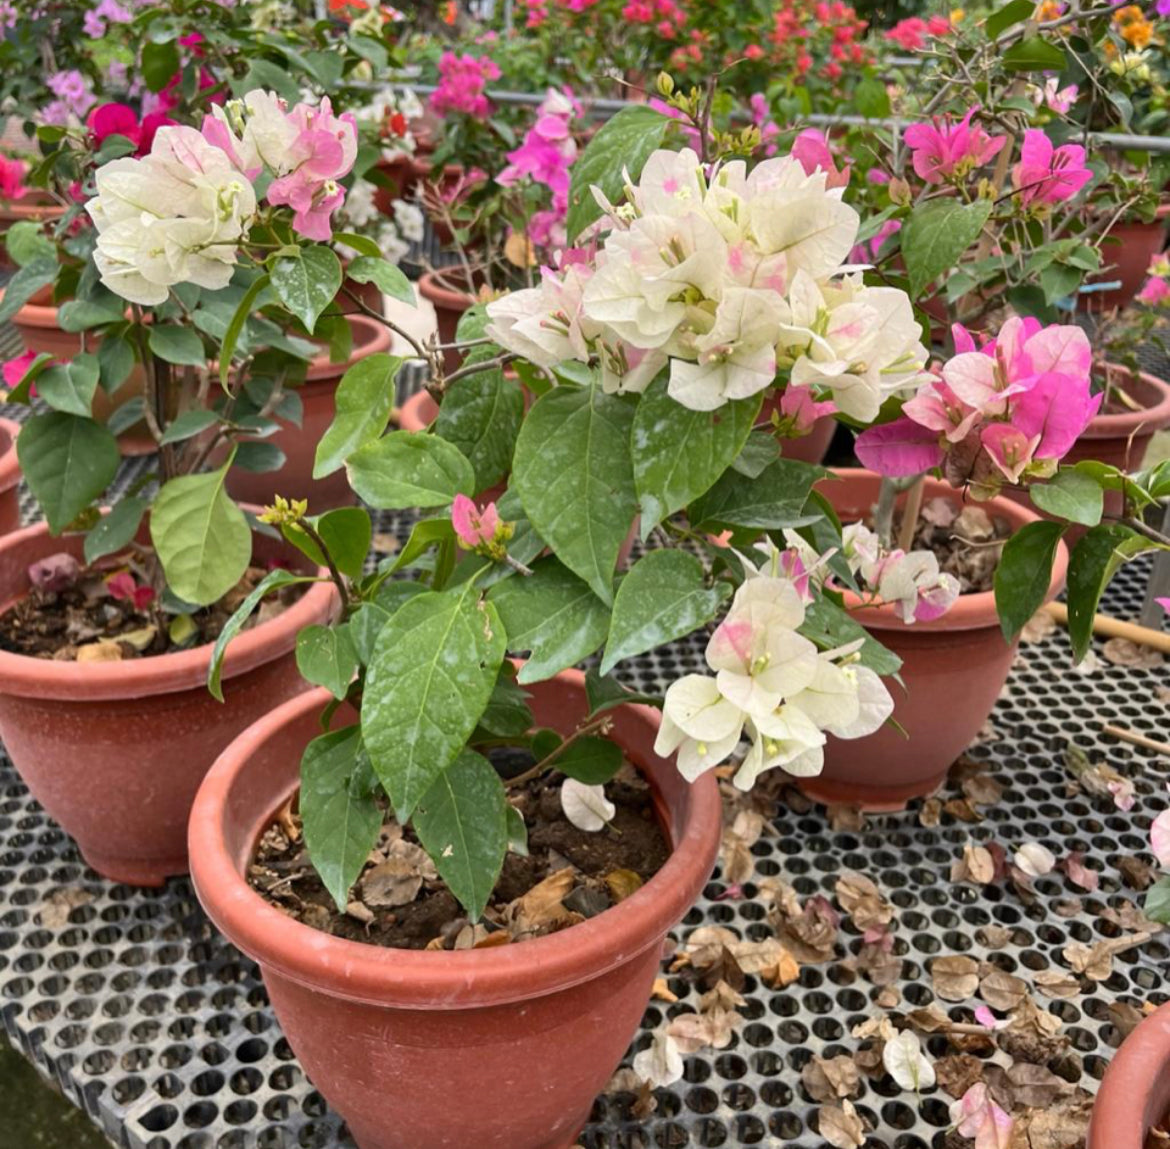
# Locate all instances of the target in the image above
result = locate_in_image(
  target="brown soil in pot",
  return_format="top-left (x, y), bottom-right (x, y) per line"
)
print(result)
top-left (0, 557), bottom-right (303, 661)
top-left (248, 750), bottom-right (670, 951)
top-left (896, 500), bottom-right (1012, 594)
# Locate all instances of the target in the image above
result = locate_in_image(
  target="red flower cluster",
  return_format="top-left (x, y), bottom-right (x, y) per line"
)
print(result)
top-left (621, 0), bottom-right (686, 38)
top-left (767, 0), bottom-right (869, 79)
top-left (884, 14), bottom-right (951, 51)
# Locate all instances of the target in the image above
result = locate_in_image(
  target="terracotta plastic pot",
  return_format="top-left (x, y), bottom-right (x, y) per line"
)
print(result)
top-left (1088, 203), bottom-right (1170, 310)
top-left (418, 270), bottom-right (475, 374)
top-left (0, 519), bottom-right (336, 886)
top-left (189, 671), bottom-right (720, 1149)
top-left (224, 314), bottom-right (393, 511)
top-left (1087, 1000), bottom-right (1170, 1149)
top-left (798, 469), bottom-right (1069, 810)
top-left (0, 419), bottom-right (21, 537)
top-left (1, 285), bottom-right (155, 456)
top-left (1066, 365), bottom-right (1170, 474)
top-left (371, 153), bottom-right (420, 218)
top-left (0, 194), bottom-right (65, 270)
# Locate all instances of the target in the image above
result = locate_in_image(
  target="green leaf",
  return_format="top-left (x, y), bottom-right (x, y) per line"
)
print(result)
top-left (566, 105), bottom-right (668, 240)
top-left (300, 726), bottom-right (383, 912)
top-left (141, 39), bottom-right (180, 91)
top-left (476, 672), bottom-right (535, 738)
top-left (688, 457), bottom-right (823, 531)
top-left (633, 377), bottom-right (760, 537)
top-left (36, 355), bottom-right (99, 417)
top-left (207, 568), bottom-right (319, 700)
top-left (487, 557), bottom-right (611, 684)
top-left (854, 76), bottom-right (891, 119)
top-left (387, 517), bottom-right (457, 574)
top-left (219, 273), bottom-right (271, 387)
top-left (84, 496), bottom-right (149, 565)
top-left (414, 749), bottom-right (508, 921)
top-left (160, 408), bottom-right (219, 445)
top-left (106, 398), bottom-right (145, 435)
top-left (4, 221), bottom-right (54, 268)
top-left (433, 368), bottom-right (525, 492)
top-left (505, 804), bottom-right (529, 857)
top-left (271, 248), bottom-right (342, 334)
top-left (1039, 262), bottom-right (1081, 305)
top-left (233, 442), bottom-right (285, 473)
top-left (150, 462), bottom-right (252, 607)
top-left (56, 299), bottom-right (126, 331)
top-left (987, 0), bottom-right (1035, 39)
top-left (901, 199), bottom-right (994, 298)
top-left (0, 258), bottom-right (57, 324)
top-left (17, 413), bottom-right (120, 535)
top-left (798, 599), bottom-right (903, 676)
top-left (554, 737), bottom-right (623, 785)
top-left (333, 231), bottom-right (381, 258)
top-left (347, 430), bottom-right (475, 510)
top-left (1003, 37), bottom-right (1068, 71)
top-left (1146, 876), bottom-right (1170, 925)
top-left (362, 582), bottom-right (506, 821)
top-left (97, 335), bottom-right (135, 393)
top-left (994, 520), bottom-right (1066, 642)
top-left (349, 581), bottom-right (426, 664)
top-left (296, 624), bottom-right (359, 699)
top-left (344, 256), bottom-right (416, 306)
top-left (286, 507), bottom-right (372, 581)
top-left (1066, 524), bottom-right (1150, 662)
top-left (238, 58), bottom-right (300, 104)
top-left (601, 549), bottom-right (730, 674)
top-left (1029, 470), bottom-right (1103, 527)
top-left (313, 353), bottom-right (403, 478)
top-left (513, 386), bottom-right (636, 605)
top-left (585, 667), bottom-right (662, 716)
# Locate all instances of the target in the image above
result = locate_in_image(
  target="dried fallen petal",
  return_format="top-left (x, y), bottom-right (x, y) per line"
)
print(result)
top-left (931, 954), bottom-right (980, 1001)
top-left (818, 1099), bottom-right (866, 1148)
top-left (882, 1030), bottom-right (936, 1092)
top-left (1014, 842), bottom-right (1056, 878)
top-left (632, 1029), bottom-right (683, 1089)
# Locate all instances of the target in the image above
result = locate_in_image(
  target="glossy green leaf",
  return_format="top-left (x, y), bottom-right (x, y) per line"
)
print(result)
top-left (567, 105), bottom-right (667, 240)
top-left (433, 368), bottom-right (524, 492)
top-left (300, 726), bottom-right (383, 911)
top-left (554, 737), bottom-right (623, 785)
top-left (1028, 470), bottom-right (1103, 527)
top-left (347, 429), bottom-right (475, 510)
top-left (349, 581), bottom-right (426, 664)
top-left (505, 803), bottom-right (529, 857)
top-left (476, 671), bottom-right (534, 737)
top-left (313, 353), bottom-right (403, 478)
top-left (296, 624), bottom-right (359, 699)
top-left (987, 0), bottom-right (1035, 38)
top-left (150, 462), bottom-right (252, 607)
top-left (17, 412), bottom-right (120, 535)
top-left (282, 507), bottom-right (372, 581)
top-left (901, 199), bottom-right (994, 298)
top-left (602, 549), bottom-right (730, 674)
top-left (386, 517), bottom-right (456, 574)
top-left (160, 409), bottom-right (219, 445)
top-left (1066, 523), bottom-right (1152, 662)
top-left (218, 273), bottom-right (271, 387)
top-left (1003, 37), bottom-right (1068, 71)
top-left (1146, 876), bottom-right (1170, 924)
top-left (271, 248), bottom-right (342, 334)
top-left (344, 256), bottom-right (416, 306)
top-left (414, 749), bottom-right (508, 921)
top-left (512, 386), bottom-right (637, 604)
top-left (798, 598), bottom-right (903, 676)
top-left (57, 299), bottom-right (126, 331)
top-left (84, 496), bottom-right (149, 565)
top-left (687, 457), bottom-right (823, 531)
top-left (0, 258), bottom-right (56, 324)
top-left (36, 355), bottom-right (100, 417)
top-left (994, 520), bottom-right (1066, 642)
top-left (633, 377), bottom-right (760, 538)
top-left (207, 568), bottom-right (320, 700)
top-left (488, 557), bottom-right (611, 684)
top-left (362, 582), bottom-right (506, 821)
top-left (148, 325), bottom-right (206, 367)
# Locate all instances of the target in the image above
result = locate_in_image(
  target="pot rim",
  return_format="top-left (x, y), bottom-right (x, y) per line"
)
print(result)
top-left (1084, 366), bottom-right (1170, 439)
top-left (0, 517), bottom-right (337, 700)
top-left (417, 268), bottom-right (476, 309)
top-left (1088, 999), bottom-right (1170, 1149)
top-left (304, 313), bottom-right (394, 384)
top-left (189, 673), bottom-right (722, 1009)
top-left (0, 283), bottom-right (59, 328)
top-left (397, 387), bottom-right (436, 432)
top-left (0, 418), bottom-right (21, 497)
top-left (821, 468), bottom-right (1069, 634)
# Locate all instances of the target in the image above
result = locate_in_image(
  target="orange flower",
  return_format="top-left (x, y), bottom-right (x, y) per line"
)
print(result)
top-left (1113, 4), bottom-right (1153, 45)
top-left (328, 0), bottom-right (368, 10)
top-left (443, 1), bottom-right (458, 23)
top-left (1036, 0), bottom-right (1062, 19)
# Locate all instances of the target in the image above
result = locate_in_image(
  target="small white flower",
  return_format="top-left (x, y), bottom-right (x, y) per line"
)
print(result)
top-left (632, 1028), bottom-right (684, 1089)
top-left (882, 1030), bottom-right (935, 1092)
top-left (1013, 842), bottom-right (1056, 879)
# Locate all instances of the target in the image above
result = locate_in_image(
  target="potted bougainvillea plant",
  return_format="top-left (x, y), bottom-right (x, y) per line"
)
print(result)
top-left (176, 78), bottom-right (1170, 1149)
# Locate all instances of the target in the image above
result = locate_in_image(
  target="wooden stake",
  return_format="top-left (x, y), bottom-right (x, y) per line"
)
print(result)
top-left (1043, 601), bottom-right (1170, 655)
top-left (1101, 725), bottom-right (1170, 759)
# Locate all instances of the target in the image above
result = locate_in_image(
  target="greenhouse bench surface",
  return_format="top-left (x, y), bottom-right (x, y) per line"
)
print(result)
top-left (0, 498), bottom-right (1166, 1149)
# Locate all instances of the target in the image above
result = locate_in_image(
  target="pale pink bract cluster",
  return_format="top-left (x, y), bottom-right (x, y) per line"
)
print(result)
top-left (840, 523), bottom-right (960, 624)
top-left (429, 51), bottom-right (501, 119)
top-left (1137, 254), bottom-right (1170, 307)
top-left (0, 155), bottom-right (29, 202)
top-left (1011, 129), bottom-right (1092, 206)
top-left (884, 14), bottom-right (950, 50)
top-left (856, 317), bottom-right (1100, 491)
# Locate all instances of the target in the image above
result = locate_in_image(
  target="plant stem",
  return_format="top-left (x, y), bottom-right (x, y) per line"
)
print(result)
top-left (897, 476), bottom-right (926, 552)
top-left (297, 519), bottom-right (351, 614)
top-left (506, 715), bottom-right (613, 789)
